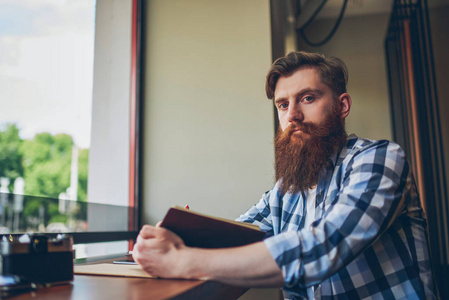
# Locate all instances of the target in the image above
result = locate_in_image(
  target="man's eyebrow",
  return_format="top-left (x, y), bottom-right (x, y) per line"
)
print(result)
top-left (274, 97), bottom-right (286, 104)
top-left (274, 88), bottom-right (323, 103)
top-left (296, 88), bottom-right (323, 98)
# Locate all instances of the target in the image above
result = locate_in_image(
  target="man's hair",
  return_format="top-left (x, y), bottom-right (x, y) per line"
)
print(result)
top-left (265, 51), bottom-right (348, 99)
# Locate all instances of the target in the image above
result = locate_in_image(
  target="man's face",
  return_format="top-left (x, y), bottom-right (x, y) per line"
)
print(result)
top-left (273, 67), bottom-right (351, 194)
top-left (274, 67), bottom-right (338, 136)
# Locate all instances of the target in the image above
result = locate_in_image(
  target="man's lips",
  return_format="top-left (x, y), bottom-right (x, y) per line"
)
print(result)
top-left (290, 127), bottom-right (307, 134)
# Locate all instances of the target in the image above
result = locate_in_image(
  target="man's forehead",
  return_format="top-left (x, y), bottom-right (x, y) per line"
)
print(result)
top-left (274, 68), bottom-right (328, 98)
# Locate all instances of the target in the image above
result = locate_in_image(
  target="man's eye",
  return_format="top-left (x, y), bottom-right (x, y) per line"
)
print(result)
top-left (303, 96), bottom-right (314, 103)
top-left (278, 103), bottom-right (288, 109)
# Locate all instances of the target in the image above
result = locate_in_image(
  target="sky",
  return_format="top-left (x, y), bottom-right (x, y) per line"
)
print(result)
top-left (0, 0), bottom-right (96, 148)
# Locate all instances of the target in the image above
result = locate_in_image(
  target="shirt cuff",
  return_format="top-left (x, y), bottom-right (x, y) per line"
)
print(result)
top-left (264, 231), bottom-right (302, 288)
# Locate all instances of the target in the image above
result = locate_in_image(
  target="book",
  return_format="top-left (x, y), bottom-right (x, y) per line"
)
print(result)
top-left (160, 206), bottom-right (265, 248)
top-left (74, 263), bottom-right (155, 278)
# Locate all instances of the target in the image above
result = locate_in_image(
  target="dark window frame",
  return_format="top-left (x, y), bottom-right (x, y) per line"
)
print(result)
top-left (0, 0), bottom-right (143, 249)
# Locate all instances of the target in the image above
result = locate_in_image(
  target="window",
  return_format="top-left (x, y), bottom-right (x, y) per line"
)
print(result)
top-left (0, 0), bottom-right (142, 258)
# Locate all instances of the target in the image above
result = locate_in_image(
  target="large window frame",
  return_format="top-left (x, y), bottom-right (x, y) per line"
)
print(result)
top-left (0, 0), bottom-right (143, 250)
top-left (72, 0), bottom-right (143, 246)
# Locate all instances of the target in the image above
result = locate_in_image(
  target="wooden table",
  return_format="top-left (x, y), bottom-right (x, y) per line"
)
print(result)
top-left (6, 257), bottom-right (248, 300)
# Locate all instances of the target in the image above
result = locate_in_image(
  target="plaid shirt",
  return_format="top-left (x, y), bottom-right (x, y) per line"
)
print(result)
top-left (237, 135), bottom-right (435, 299)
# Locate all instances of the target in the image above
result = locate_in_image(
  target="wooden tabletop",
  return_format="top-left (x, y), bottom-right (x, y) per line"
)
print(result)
top-left (8, 275), bottom-right (247, 300)
top-left (6, 257), bottom-right (247, 300)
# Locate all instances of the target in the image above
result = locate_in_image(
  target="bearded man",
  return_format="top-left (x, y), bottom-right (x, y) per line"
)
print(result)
top-left (133, 51), bottom-right (436, 299)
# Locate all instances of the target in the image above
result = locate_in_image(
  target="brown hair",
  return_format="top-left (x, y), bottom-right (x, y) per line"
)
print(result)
top-left (265, 51), bottom-right (348, 99)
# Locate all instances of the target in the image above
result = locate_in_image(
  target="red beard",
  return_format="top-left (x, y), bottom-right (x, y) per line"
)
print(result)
top-left (275, 107), bottom-right (347, 195)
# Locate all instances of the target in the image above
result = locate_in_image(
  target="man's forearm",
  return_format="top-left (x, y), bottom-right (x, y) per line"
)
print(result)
top-left (133, 225), bottom-right (283, 287)
top-left (178, 241), bottom-right (284, 287)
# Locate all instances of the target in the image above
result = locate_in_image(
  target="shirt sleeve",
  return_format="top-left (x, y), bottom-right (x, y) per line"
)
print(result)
top-left (236, 190), bottom-right (275, 238)
top-left (263, 140), bottom-right (411, 288)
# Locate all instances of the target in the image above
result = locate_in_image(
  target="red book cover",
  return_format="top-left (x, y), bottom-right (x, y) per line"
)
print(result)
top-left (160, 206), bottom-right (266, 248)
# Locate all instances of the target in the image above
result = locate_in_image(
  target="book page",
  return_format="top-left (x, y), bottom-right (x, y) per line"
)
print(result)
top-left (74, 263), bottom-right (155, 278)
top-left (172, 206), bottom-right (261, 230)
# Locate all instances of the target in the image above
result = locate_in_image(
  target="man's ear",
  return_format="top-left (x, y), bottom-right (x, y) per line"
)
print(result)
top-left (338, 93), bottom-right (351, 119)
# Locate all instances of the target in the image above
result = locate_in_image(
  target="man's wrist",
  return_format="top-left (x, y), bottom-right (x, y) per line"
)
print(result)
top-left (176, 246), bottom-right (210, 280)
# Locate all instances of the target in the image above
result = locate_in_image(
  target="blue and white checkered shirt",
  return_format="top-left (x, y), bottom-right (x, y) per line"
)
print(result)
top-left (237, 135), bottom-right (435, 299)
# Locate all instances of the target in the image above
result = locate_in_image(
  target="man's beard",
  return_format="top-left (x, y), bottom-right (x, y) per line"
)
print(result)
top-left (275, 106), bottom-right (347, 195)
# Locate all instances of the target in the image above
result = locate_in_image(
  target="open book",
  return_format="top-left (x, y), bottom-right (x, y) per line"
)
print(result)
top-left (74, 263), bottom-right (154, 278)
top-left (160, 206), bottom-right (265, 248)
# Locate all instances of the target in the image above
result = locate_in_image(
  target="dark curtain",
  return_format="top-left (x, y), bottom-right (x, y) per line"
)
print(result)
top-left (385, 0), bottom-right (449, 298)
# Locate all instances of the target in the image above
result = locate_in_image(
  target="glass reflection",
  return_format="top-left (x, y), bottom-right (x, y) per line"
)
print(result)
top-left (0, 192), bottom-right (131, 234)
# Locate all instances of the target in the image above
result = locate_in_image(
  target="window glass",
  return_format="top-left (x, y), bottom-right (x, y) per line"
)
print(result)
top-left (74, 241), bottom-right (129, 260)
top-left (0, 0), bottom-right (95, 202)
top-left (0, 1), bottom-right (137, 258)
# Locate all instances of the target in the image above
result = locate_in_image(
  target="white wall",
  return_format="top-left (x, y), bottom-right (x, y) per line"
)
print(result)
top-left (88, 0), bottom-right (131, 209)
top-left (142, 2), bottom-right (276, 298)
top-left (297, 13), bottom-right (393, 141)
top-left (142, 0), bottom-right (274, 224)
top-left (84, 0), bottom-right (132, 258)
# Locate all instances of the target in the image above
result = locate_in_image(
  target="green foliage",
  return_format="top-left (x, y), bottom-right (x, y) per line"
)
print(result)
top-left (20, 132), bottom-right (73, 198)
top-left (47, 201), bottom-right (68, 224)
top-left (49, 214), bottom-right (68, 224)
top-left (0, 123), bottom-right (90, 229)
top-left (22, 198), bottom-right (43, 218)
top-left (0, 123), bottom-right (23, 191)
top-left (77, 149), bottom-right (89, 202)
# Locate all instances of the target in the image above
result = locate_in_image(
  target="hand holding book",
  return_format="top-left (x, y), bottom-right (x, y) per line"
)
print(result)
top-left (159, 206), bottom-right (265, 248)
top-left (131, 207), bottom-right (280, 285)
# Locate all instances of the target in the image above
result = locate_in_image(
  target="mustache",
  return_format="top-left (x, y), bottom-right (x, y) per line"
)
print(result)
top-left (285, 121), bottom-right (329, 137)
top-left (288, 122), bottom-right (311, 133)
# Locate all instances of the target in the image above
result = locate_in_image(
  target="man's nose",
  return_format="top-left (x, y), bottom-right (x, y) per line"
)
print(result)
top-left (287, 104), bottom-right (304, 123)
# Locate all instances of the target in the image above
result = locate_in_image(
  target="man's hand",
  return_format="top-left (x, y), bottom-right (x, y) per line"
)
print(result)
top-left (132, 224), bottom-right (284, 286)
top-left (132, 224), bottom-right (187, 279)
